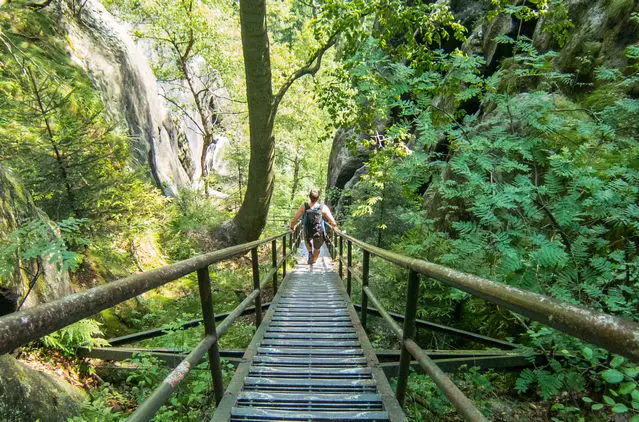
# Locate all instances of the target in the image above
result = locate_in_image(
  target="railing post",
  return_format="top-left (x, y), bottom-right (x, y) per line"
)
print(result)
top-left (396, 270), bottom-right (420, 407)
top-left (272, 239), bottom-right (278, 294)
top-left (361, 250), bottom-right (369, 329)
top-left (282, 234), bottom-right (287, 279)
top-left (196, 266), bottom-right (224, 405)
top-left (339, 235), bottom-right (343, 279)
top-left (251, 247), bottom-right (262, 327)
top-left (347, 240), bottom-right (352, 297)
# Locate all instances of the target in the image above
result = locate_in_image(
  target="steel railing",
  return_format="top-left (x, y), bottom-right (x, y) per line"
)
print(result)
top-left (0, 225), bottom-right (302, 422)
top-left (327, 227), bottom-right (639, 422)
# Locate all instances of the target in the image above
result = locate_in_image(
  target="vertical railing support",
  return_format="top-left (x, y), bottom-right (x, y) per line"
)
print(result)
top-left (339, 235), bottom-right (343, 279)
top-left (272, 239), bottom-right (278, 294)
top-left (196, 266), bottom-right (224, 405)
top-left (282, 234), bottom-right (287, 279)
top-left (361, 250), bottom-right (370, 329)
top-left (347, 240), bottom-right (352, 297)
top-left (251, 247), bottom-right (262, 327)
top-left (396, 270), bottom-right (420, 407)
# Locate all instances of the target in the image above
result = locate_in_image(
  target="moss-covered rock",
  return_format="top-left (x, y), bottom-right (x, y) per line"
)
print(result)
top-left (0, 165), bottom-right (73, 310)
top-left (0, 355), bottom-right (86, 421)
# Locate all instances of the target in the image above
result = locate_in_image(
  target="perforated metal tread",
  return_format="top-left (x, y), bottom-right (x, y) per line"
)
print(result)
top-left (213, 255), bottom-right (406, 422)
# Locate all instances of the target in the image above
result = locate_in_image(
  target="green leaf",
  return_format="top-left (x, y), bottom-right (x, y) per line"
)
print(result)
top-left (612, 403), bottom-right (629, 413)
top-left (602, 369), bottom-right (625, 384)
top-left (611, 355), bottom-right (626, 368)
top-left (592, 403), bottom-right (604, 411)
top-left (629, 414), bottom-right (639, 422)
top-left (619, 382), bottom-right (637, 395)
top-left (581, 397), bottom-right (593, 403)
top-left (624, 366), bottom-right (639, 379)
top-left (603, 395), bottom-right (616, 405)
top-left (582, 347), bottom-right (593, 360)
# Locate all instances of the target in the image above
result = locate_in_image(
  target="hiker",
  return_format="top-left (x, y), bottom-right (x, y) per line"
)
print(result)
top-left (290, 189), bottom-right (338, 264)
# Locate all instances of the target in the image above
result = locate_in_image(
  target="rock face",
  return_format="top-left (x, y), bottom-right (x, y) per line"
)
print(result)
top-left (327, 1), bottom-right (639, 198)
top-left (0, 355), bottom-right (86, 421)
top-left (0, 166), bottom-right (73, 310)
top-left (325, 129), bottom-right (370, 211)
top-left (65, 0), bottom-right (232, 196)
top-left (535, 0), bottom-right (639, 78)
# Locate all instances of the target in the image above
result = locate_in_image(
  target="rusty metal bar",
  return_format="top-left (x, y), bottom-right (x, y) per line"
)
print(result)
top-left (361, 250), bottom-right (370, 330)
top-left (282, 234), bottom-right (287, 280)
top-left (396, 270), bottom-right (419, 407)
top-left (363, 287), bottom-right (403, 339)
top-left (405, 338), bottom-right (488, 421)
top-left (347, 240), bottom-right (352, 297)
top-left (339, 236), bottom-right (343, 279)
top-left (128, 334), bottom-right (217, 421)
top-left (272, 239), bottom-right (278, 293)
top-left (251, 247), bottom-right (262, 327)
top-left (337, 230), bottom-right (639, 362)
top-left (196, 266), bottom-right (224, 405)
top-left (0, 234), bottom-right (286, 356)
top-left (352, 304), bottom-right (516, 349)
top-left (107, 302), bottom-right (271, 346)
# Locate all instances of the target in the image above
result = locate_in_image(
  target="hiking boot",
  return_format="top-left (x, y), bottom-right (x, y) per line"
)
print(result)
top-left (307, 253), bottom-right (314, 264)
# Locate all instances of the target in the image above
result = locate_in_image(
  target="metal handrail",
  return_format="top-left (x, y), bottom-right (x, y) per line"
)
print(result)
top-left (336, 229), bottom-right (639, 361)
top-left (331, 227), bottom-right (639, 421)
top-left (0, 225), bottom-right (302, 422)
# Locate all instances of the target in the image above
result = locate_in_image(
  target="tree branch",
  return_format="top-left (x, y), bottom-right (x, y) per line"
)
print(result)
top-left (271, 32), bottom-right (338, 119)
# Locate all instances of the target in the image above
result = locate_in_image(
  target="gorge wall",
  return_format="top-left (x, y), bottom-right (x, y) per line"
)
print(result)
top-left (64, 0), bottom-right (232, 196)
top-left (326, 0), bottom-right (639, 206)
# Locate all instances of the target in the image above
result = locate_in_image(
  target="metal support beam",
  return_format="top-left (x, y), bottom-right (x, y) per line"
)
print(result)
top-left (251, 248), bottom-right (262, 327)
top-left (339, 236), bottom-right (343, 279)
top-left (196, 266), bottom-right (224, 405)
top-left (361, 250), bottom-right (370, 330)
top-left (272, 240), bottom-right (278, 294)
top-left (282, 234), bottom-right (287, 279)
top-left (396, 270), bottom-right (419, 407)
top-left (347, 240), bottom-right (352, 297)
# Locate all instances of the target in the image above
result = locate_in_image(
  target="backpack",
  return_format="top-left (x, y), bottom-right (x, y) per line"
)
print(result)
top-left (304, 203), bottom-right (324, 239)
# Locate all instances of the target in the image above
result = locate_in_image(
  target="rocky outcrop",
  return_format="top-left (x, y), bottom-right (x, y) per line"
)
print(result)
top-left (535, 0), bottom-right (639, 79)
top-left (0, 355), bottom-right (85, 421)
top-left (326, 130), bottom-right (369, 190)
top-left (325, 129), bottom-right (370, 211)
top-left (0, 166), bottom-right (73, 310)
top-left (64, 0), bottom-right (232, 196)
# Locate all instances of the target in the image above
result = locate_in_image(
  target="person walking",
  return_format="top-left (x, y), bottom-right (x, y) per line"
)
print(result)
top-left (290, 189), bottom-right (337, 264)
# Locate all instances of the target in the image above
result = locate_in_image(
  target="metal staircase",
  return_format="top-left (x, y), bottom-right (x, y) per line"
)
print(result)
top-left (214, 256), bottom-right (406, 421)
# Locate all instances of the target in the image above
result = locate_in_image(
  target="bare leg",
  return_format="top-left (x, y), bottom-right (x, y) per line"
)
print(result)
top-left (312, 248), bottom-right (321, 263)
top-left (305, 241), bottom-right (313, 264)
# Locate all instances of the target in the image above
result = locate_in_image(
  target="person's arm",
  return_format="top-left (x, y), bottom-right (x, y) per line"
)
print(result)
top-left (290, 204), bottom-right (305, 231)
top-left (322, 205), bottom-right (337, 228)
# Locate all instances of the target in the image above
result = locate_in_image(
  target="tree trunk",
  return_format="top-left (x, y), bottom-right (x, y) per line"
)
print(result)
top-left (232, 0), bottom-right (276, 243)
top-left (290, 154), bottom-right (300, 205)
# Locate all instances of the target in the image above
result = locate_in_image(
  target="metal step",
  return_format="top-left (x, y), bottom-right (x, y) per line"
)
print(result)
top-left (260, 339), bottom-right (361, 348)
top-left (252, 356), bottom-right (368, 366)
top-left (230, 407), bottom-right (390, 421)
top-left (242, 377), bottom-right (378, 392)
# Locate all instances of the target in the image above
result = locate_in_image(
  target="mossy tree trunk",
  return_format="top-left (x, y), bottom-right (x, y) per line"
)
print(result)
top-left (232, 0), bottom-right (337, 242)
top-left (233, 0), bottom-right (276, 243)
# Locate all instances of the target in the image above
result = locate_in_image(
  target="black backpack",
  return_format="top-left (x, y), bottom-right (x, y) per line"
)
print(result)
top-left (304, 203), bottom-right (324, 238)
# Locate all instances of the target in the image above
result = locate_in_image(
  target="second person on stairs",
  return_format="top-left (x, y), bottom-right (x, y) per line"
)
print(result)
top-left (290, 188), bottom-right (338, 264)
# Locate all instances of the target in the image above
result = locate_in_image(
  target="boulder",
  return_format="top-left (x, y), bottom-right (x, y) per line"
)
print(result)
top-left (0, 355), bottom-right (86, 422)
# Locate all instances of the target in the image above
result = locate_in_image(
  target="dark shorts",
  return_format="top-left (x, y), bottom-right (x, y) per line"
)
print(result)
top-left (305, 233), bottom-right (325, 250)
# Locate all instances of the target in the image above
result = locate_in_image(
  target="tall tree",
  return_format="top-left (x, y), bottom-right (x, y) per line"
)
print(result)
top-left (232, 0), bottom-right (335, 242)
